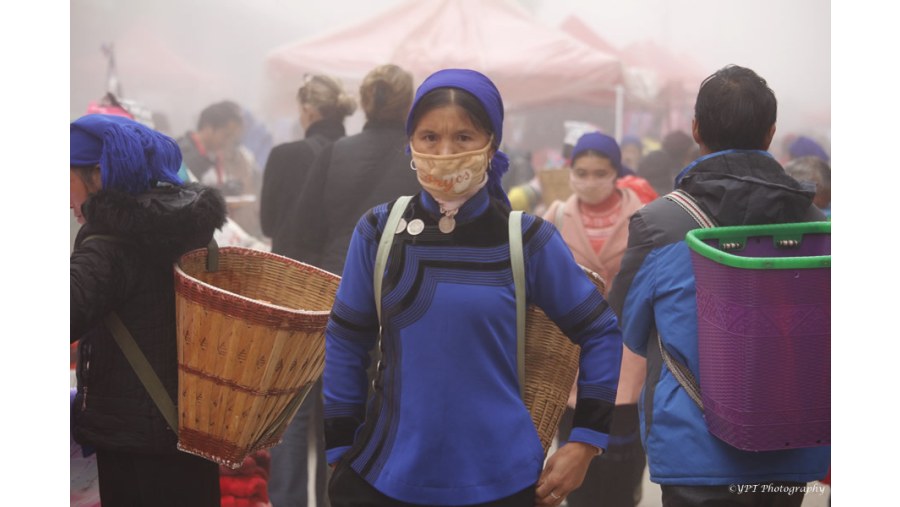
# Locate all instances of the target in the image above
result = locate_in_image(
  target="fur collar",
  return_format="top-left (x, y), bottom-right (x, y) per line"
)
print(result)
top-left (76, 183), bottom-right (227, 262)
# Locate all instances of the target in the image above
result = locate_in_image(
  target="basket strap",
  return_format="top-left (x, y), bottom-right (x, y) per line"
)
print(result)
top-left (206, 238), bottom-right (220, 272)
top-left (664, 189), bottom-right (717, 229)
top-left (553, 200), bottom-right (565, 230)
top-left (658, 189), bottom-right (711, 411)
top-left (374, 195), bottom-right (413, 327)
top-left (103, 312), bottom-right (179, 434)
top-left (508, 211), bottom-right (526, 399)
top-left (80, 234), bottom-right (128, 246)
top-left (655, 332), bottom-right (704, 410)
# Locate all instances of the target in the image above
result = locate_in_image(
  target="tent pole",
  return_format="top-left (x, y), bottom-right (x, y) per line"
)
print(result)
top-left (614, 84), bottom-right (624, 142)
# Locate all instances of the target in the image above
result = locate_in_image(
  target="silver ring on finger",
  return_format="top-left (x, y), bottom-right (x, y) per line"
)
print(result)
top-left (550, 491), bottom-right (561, 500)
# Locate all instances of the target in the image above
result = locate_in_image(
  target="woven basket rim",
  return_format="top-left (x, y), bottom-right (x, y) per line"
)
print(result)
top-left (175, 246), bottom-right (341, 317)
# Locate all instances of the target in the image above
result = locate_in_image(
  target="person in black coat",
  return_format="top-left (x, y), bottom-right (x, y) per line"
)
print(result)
top-left (261, 73), bottom-right (356, 507)
top-left (70, 114), bottom-right (227, 506)
top-left (260, 74), bottom-right (357, 256)
top-left (289, 63), bottom-right (420, 276)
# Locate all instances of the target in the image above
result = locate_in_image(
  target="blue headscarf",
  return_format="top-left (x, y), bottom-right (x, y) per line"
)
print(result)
top-left (70, 114), bottom-right (183, 196)
top-left (620, 134), bottom-right (642, 150)
top-left (571, 132), bottom-right (626, 177)
top-left (406, 69), bottom-right (510, 206)
top-left (789, 136), bottom-right (830, 163)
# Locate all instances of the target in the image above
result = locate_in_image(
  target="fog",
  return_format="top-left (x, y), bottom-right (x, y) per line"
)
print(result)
top-left (70, 0), bottom-right (830, 158)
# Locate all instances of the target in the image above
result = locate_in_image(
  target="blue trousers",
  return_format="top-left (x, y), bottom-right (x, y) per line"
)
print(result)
top-left (268, 379), bottom-right (328, 507)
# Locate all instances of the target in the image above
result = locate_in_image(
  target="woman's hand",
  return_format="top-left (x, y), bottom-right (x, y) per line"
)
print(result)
top-left (534, 442), bottom-right (600, 506)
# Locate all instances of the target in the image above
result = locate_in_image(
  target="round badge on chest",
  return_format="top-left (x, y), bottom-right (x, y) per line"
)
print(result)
top-left (406, 218), bottom-right (425, 236)
top-left (395, 218), bottom-right (408, 235)
top-left (438, 215), bottom-right (456, 234)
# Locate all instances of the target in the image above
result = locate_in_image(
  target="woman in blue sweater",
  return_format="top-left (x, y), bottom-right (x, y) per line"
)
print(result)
top-left (323, 69), bottom-right (624, 507)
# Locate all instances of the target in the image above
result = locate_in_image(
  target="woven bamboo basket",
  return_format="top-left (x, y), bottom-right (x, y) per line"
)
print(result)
top-left (524, 267), bottom-right (606, 454)
top-left (173, 246), bottom-right (341, 468)
top-left (537, 167), bottom-right (573, 207)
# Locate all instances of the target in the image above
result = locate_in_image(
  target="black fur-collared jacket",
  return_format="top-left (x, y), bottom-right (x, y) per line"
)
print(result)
top-left (70, 182), bottom-right (226, 454)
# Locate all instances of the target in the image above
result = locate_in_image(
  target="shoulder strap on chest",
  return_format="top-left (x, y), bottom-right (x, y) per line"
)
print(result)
top-left (553, 200), bottom-right (566, 230)
top-left (103, 312), bottom-right (179, 434)
top-left (508, 211), bottom-right (526, 399)
top-left (374, 195), bottom-right (413, 326)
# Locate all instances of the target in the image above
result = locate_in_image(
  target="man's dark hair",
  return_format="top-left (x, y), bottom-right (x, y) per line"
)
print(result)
top-left (197, 100), bottom-right (243, 130)
top-left (694, 65), bottom-right (777, 152)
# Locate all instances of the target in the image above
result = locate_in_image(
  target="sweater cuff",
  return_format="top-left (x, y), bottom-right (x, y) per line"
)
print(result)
top-left (566, 427), bottom-right (609, 453)
top-left (326, 446), bottom-right (351, 465)
top-left (573, 397), bottom-right (615, 435)
top-left (324, 411), bottom-right (364, 451)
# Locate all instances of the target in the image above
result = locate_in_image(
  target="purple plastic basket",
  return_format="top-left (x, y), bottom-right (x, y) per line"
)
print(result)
top-left (687, 223), bottom-right (830, 451)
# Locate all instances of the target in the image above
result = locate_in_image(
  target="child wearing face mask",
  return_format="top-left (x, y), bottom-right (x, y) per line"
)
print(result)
top-left (544, 132), bottom-right (644, 288)
top-left (543, 132), bottom-right (648, 507)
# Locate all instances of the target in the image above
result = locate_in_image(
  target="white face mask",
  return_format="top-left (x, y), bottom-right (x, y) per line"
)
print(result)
top-left (411, 138), bottom-right (492, 203)
top-left (570, 174), bottom-right (616, 205)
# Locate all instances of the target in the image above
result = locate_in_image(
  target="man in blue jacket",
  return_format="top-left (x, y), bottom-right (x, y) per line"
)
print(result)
top-left (608, 65), bottom-right (829, 506)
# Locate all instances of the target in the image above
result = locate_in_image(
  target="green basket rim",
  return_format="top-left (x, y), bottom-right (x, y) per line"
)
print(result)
top-left (685, 222), bottom-right (831, 270)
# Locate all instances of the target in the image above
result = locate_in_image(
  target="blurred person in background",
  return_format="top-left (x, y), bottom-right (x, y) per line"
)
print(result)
top-left (177, 100), bottom-right (245, 190)
top-left (620, 135), bottom-right (644, 172)
top-left (286, 63), bottom-right (420, 276)
top-left (543, 132), bottom-right (647, 507)
top-left (70, 114), bottom-right (226, 506)
top-left (260, 74), bottom-right (357, 256)
top-left (217, 138), bottom-right (265, 240)
top-left (784, 155), bottom-right (831, 218)
top-left (787, 135), bottom-right (830, 163)
top-left (509, 121), bottom-right (601, 216)
top-left (262, 72), bottom-right (357, 507)
top-left (636, 130), bottom-right (695, 196)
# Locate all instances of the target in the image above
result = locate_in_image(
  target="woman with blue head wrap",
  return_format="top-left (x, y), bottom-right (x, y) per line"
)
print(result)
top-left (323, 70), bottom-right (624, 507)
top-left (70, 114), bottom-right (226, 506)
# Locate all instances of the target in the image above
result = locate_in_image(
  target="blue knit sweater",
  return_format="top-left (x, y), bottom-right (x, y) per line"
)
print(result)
top-left (323, 187), bottom-right (623, 505)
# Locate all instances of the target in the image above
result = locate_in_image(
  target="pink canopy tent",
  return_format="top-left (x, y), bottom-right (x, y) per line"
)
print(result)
top-left (619, 40), bottom-right (708, 136)
top-left (559, 15), bottom-right (708, 139)
top-left (620, 39), bottom-right (707, 92)
top-left (559, 16), bottom-right (620, 58)
top-left (71, 25), bottom-right (223, 134)
top-left (263, 0), bottom-right (623, 117)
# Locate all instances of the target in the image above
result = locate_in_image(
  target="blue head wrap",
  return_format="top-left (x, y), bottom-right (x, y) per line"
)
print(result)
top-left (571, 132), bottom-right (626, 177)
top-left (70, 114), bottom-right (183, 195)
top-left (789, 136), bottom-right (829, 163)
top-left (620, 135), bottom-right (642, 150)
top-left (406, 69), bottom-right (510, 206)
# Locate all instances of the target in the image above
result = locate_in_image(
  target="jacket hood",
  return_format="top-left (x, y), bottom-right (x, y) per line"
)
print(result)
top-left (677, 150), bottom-right (817, 225)
top-left (77, 182), bottom-right (227, 262)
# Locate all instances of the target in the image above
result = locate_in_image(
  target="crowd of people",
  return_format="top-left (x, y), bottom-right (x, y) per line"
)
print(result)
top-left (70, 62), bottom-right (831, 507)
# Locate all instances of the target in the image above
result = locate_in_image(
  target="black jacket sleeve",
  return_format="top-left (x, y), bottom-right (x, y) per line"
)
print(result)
top-left (70, 237), bottom-right (135, 342)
